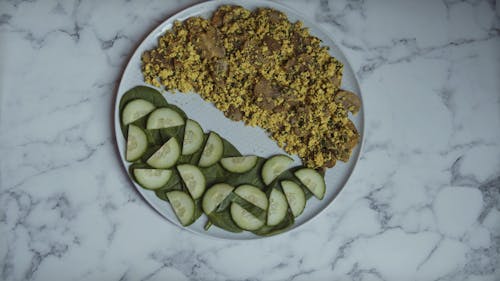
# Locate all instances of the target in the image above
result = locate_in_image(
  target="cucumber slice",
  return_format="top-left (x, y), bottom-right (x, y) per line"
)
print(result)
top-left (198, 132), bottom-right (224, 167)
top-left (202, 183), bottom-right (234, 214)
top-left (261, 155), bottom-right (294, 185)
top-left (230, 185), bottom-right (268, 231)
top-left (281, 180), bottom-right (306, 217)
top-left (220, 155), bottom-right (258, 173)
top-left (230, 205), bottom-right (263, 230)
top-left (122, 99), bottom-right (155, 125)
top-left (166, 190), bottom-right (195, 226)
top-left (177, 164), bottom-right (206, 199)
top-left (146, 138), bottom-right (180, 168)
top-left (146, 107), bottom-right (185, 129)
top-left (182, 119), bottom-right (204, 155)
top-left (294, 168), bottom-right (326, 199)
top-left (133, 169), bottom-right (172, 190)
top-left (126, 124), bottom-right (148, 162)
top-left (267, 188), bottom-right (288, 226)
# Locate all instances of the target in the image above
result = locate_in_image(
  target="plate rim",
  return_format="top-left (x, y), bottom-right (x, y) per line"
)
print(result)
top-left (114, 0), bottom-right (365, 240)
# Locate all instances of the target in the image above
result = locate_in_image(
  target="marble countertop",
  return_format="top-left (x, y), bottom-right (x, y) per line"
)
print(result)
top-left (1, 0), bottom-right (499, 280)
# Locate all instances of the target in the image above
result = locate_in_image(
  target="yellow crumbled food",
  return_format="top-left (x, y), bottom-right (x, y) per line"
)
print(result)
top-left (141, 5), bottom-right (361, 169)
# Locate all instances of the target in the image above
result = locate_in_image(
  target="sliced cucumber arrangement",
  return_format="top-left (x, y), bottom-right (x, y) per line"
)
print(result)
top-left (202, 183), bottom-right (234, 214)
top-left (231, 185), bottom-right (268, 231)
top-left (198, 132), bottom-right (223, 167)
top-left (220, 155), bottom-right (258, 173)
top-left (267, 188), bottom-right (288, 226)
top-left (147, 107), bottom-right (185, 129)
top-left (133, 168), bottom-right (172, 190)
top-left (177, 164), bottom-right (206, 199)
top-left (119, 86), bottom-right (330, 236)
top-left (261, 155), bottom-right (294, 185)
top-left (281, 180), bottom-right (306, 217)
top-left (166, 191), bottom-right (195, 226)
top-left (294, 168), bottom-right (326, 200)
top-left (122, 99), bottom-right (155, 125)
top-left (126, 124), bottom-right (148, 162)
top-left (182, 119), bottom-right (204, 155)
top-left (146, 138), bottom-right (181, 168)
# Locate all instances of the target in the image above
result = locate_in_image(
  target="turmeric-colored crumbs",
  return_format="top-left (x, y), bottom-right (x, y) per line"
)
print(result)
top-left (141, 5), bottom-right (361, 169)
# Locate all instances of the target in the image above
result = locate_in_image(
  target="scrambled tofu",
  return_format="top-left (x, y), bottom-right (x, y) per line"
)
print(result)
top-left (142, 5), bottom-right (361, 169)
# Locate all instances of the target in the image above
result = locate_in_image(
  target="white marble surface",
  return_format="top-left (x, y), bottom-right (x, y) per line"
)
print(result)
top-left (0, 0), bottom-right (499, 280)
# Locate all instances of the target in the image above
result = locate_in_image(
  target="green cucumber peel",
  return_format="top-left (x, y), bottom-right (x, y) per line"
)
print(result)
top-left (252, 210), bottom-right (295, 236)
top-left (225, 157), bottom-right (267, 189)
top-left (119, 86), bottom-right (169, 137)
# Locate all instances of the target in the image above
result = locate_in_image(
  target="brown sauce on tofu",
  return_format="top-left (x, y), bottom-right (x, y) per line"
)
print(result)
top-left (141, 5), bottom-right (361, 169)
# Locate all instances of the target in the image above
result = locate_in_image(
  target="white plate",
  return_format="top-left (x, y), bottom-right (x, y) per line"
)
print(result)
top-left (115, 0), bottom-right (364, 240)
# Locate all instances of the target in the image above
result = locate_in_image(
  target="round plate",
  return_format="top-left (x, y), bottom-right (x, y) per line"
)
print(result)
top-left (115, 0), bottom-right (364, 240)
